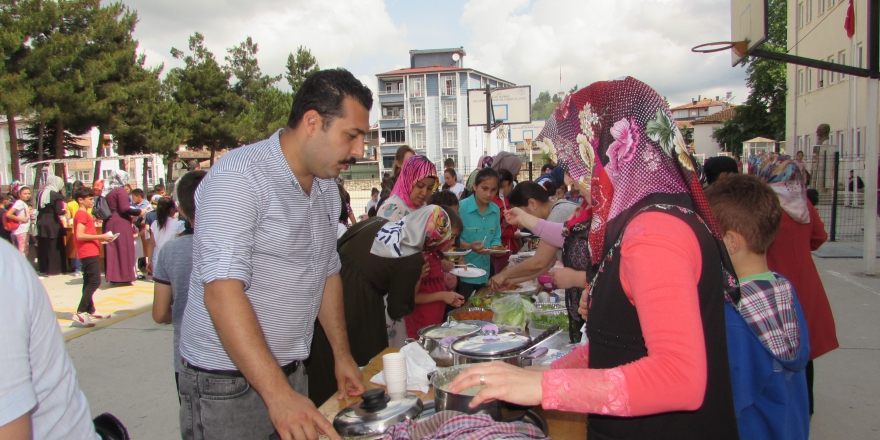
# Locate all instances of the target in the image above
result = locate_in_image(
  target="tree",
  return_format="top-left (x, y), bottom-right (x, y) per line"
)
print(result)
top-left (226, 37), bottom-right (287, 144)
top-left (285, 45), bottom-right (319, 96)
top-left (0, 0), bottom-right (39, 182)
top-left (170, 32), bottom-right (242, 165)
top-left (531, 90), bottom-right (563, 120)
top-left (713, 0), bottom-right (786, 152)
top-left (227, 37), bottom-right (281, 103)
top-left (18, 121), bottom-right (85, 162)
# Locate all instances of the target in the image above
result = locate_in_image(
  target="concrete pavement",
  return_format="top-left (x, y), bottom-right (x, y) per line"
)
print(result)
top-left (57, 249), bottom-right (880, 439)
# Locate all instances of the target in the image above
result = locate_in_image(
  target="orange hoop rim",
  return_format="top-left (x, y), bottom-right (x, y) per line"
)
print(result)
top-left (691, 41), bottom-right (740, 53)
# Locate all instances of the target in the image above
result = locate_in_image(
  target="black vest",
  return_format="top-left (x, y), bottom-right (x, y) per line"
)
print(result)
top-left (586, 203), bottom-right (739, 440)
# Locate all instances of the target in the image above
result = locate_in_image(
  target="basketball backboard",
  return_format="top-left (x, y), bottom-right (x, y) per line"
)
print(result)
top-left (730, 0), bottom-right (767, 66)
top-left (468, 86), bottom-right (532, 126)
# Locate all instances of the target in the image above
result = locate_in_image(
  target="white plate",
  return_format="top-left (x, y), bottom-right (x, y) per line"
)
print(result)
top-left (486, 248), bottom-right (510, 255)
top-left (501, 280), bottom-right (540, 295)
top-left (518, 232), bottom-right (533, 238)
top-left (449, 267), bottom-right (487, 278)
top-left (516, 250), bottom-right (536, 258)
top-left (443, 249), bottom-right (472, 257)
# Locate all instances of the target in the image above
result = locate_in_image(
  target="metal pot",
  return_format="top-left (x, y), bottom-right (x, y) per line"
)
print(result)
top-left (416, 320), bottom-right (481, 353)
top-left (333, 388), bottom-right (423, 438)
top-left (450, 325), bottom-right (558, 367)
top-left (430, 364), bottom-right (503, 420)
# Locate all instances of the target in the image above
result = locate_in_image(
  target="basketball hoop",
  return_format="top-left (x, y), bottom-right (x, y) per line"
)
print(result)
top-left (691, 41), bottom-right (749, 57)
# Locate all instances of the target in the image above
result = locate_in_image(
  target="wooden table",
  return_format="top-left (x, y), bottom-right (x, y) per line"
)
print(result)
top-left (317, 347), bottom-right (587, 439)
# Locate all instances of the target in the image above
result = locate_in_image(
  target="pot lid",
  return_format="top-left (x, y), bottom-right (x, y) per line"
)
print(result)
top-left (451, 327), bottom-right (532, 357)
top-left (418, 322), bottom-right (480, 339)
top-left (334, 389), bottom-right (423, 437)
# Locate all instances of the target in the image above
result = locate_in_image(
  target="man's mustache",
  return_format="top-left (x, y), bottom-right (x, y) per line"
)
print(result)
top-left (339, 157), bottom-right (357, 165)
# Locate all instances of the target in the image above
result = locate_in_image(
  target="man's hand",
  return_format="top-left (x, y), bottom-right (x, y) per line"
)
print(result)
top-left (266, 388), bottom-right (340, 440)
top-left (334, 353), bottom-right (365, 400)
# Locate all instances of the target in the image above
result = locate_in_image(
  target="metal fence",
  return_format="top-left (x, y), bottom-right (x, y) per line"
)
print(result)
top-left (807, 152), bottom-right (879, 241)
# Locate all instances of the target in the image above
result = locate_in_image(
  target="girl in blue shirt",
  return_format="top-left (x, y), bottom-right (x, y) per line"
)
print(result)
top-left (458, 168), bottom-right (502, 299)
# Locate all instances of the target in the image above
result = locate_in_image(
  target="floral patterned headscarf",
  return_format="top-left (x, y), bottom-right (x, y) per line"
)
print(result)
top-left (748, 152), bottom-right (810, 224)
top-left (371, 205), bottom-right (454, 258)
top-left (390, 155), bottom-right (438, 210)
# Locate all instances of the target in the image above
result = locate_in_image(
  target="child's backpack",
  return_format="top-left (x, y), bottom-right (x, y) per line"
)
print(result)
top-left (92, 195), bottom-right (113, 220)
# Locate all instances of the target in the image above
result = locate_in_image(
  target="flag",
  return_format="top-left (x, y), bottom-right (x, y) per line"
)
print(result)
top-left (844, 0), bottom-right (855, 39)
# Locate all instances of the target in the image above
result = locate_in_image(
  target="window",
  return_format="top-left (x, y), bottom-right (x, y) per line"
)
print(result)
top-left (856, 128), bottom-right (862, 156)
top-left (411, 129), bottom-right (425, 149)
top-left (857, 44), bottom-right (864, 67)
top-left (381, 106), bottom-right (403, 119)
top-left (797, 136), bottom-right (803, 153)
top-left (837, 130), bottom-right (845, 152)
top-left (16, 128), bottom-right (26, 139)
top-left (819, 0), bottom-right (825, 14)
top-left (805, 134), bottom-right (812, 152)
top-left (797, 2), bottom-right (804, 28)
top-left (410, 78), bottom-right (423, 97)
top-left (818, 63), bottom-right (825, 88)
top-left (806, 0), bottom-right (813, 22)
top-left (381, 129), bottom-right (406, 144)
top-left (443, 103), bottom-right (457, 122)
top-left (442, 128), bottom-right (457, 148)
top-left (411, 104), bottom-right (423, 123)
top-left (441, 76), bottom-right (456, 96)
top-left (806, 69), bottom-right (812, 92)
top-left (797, 70), bottom-right (805, 94)
top-left (102, 169), bottom-right (115, 180)
top-left (838, 51), bottom-right (847, 80)
top-left (102, 146), bottom-right (113, 157)
top-left (73, 171), bottom-right (91, 182)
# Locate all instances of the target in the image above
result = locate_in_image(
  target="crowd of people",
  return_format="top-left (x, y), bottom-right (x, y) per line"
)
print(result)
top-left (2, 70), bottom-right (840, 440)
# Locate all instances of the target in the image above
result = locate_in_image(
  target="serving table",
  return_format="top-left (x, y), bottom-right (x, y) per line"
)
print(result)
top-left (317, 347), bottom-right (587, 439)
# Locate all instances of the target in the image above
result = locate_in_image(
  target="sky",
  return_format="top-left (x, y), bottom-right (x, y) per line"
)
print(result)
top-left (115, 0), bottom-right (750, 121)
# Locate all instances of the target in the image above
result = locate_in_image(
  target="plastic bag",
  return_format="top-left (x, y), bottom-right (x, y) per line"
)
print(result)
top-left (490, 294), bottom-right (536, 327)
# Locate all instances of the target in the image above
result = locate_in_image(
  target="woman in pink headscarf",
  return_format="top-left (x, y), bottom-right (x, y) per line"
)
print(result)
top-left (377, 155), bottom-right (438, 222)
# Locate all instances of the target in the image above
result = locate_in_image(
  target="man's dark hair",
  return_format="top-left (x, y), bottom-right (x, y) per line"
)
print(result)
top-left (704, 156), bottom-right (739, 185)
top-left (74, 186), bottom-right (94, 201)
top-left (131, 188), bottom-right (145, 198)
top-left (176, 170), bottom-right (207, 220)
top-left (287, 68), bottom-right (373, 130)
top-left (154, 183), bottom-right (166, 192)
top-left (806, 188), bottom-right (819, 207)
top-left (541, 164), bottom-right (554, 174)
top-left (444, 158), bottom-right (455, 168)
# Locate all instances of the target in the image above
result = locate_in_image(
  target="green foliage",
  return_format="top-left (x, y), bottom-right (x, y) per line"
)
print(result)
top-left (713, 0), bottom-right (786, 153)
top-left (226, 37), bottom-right (289, 144)
top-left (18, 121), bottom-right (85, 162)
top-left (226, 37), bottom-right (281, 103)
top-left (285, 45), bottom-right (319, 97)
top-left (531, 90), bottom-right (563, 120)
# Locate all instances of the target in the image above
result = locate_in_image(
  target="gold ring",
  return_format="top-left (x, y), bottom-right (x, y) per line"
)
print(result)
top-left (479, 375), bottom-right (485, 386)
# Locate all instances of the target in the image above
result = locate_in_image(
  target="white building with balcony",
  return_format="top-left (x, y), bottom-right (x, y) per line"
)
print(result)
top-left (375, 47), bottom-right (516, 172)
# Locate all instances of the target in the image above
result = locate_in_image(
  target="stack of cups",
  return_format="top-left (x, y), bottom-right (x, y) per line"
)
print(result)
top-left (382, 353), bottom-right (407, 400)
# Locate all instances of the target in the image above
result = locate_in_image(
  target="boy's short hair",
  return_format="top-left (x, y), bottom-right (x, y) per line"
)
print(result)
top-left (154, 184), bottom-right (166, 192)
top-left (371, 187), bottom-right (379, 195)
top-left (174, 170), bottom-right (207, 220)
top-left (131, 188), bottom-right (145, 198)
top-left (705, 174), bottom-right (782, 254)
top-left (444, 158), bottom-right (455, 168)
top-left (427, 190), bottom-right (459, 208)
top-left (74, 186), bottom-right (95, 201)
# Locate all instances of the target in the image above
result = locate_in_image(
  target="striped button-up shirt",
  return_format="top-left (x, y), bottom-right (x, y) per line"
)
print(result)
top-left (180, 130), bottom-right (341, 370)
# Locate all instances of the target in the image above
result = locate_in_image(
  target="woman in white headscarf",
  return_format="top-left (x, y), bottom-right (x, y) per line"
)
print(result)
top-left (35, 175), bottom-right (68, 276)
top-left (103, 170), bottom-right (144, 284)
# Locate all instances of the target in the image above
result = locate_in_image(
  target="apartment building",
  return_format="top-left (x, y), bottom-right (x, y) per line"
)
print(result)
top-left (375, 47), bottom-right (516, 172)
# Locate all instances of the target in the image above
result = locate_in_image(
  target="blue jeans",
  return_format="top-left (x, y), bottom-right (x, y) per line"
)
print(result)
top-left (74, 257), bottom-right (82, 274)
top-left (178, 361), bottom-right (308, 440)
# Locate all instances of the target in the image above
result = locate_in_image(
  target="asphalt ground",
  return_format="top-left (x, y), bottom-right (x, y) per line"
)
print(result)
top-left (54, 247), bottom-right (880, 439)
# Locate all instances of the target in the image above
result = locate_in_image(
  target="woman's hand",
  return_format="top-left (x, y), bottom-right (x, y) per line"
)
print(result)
top-left (472, 242), bottom-right (491, 255)
top-left (488, 274), bottom-right (512, 292)
top-left (419, 261), bottom-right (430, 279)
top-left (448, 362), bottom-right (544, 407)
top-left (444, 292), bottom-right (465, 308)
top-left (549, 268), bottom-right (587, 290)
top-left (578, 288), bottom-right (588, 320)
top-left (441, 258), bottom-right (454, 273)
top-left (504, 207), bottom-right (539, 230)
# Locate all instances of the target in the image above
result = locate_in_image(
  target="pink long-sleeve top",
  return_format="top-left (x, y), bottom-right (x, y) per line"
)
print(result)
top-left (540, 211), bottom-right (707, 416)
top-left (531, 219), bottom-right (566, 248)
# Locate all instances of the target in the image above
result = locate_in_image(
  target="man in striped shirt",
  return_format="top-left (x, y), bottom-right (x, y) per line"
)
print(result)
top-left (178, 69), bottom-right (371, 440)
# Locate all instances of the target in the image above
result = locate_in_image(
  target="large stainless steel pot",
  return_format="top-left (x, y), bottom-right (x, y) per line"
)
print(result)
top-left (430, 364), bottom-right (503, 420)
top-left (450, 325), bottom-right (558, 367)
top-left (416, 321), bottom-right (481, 353)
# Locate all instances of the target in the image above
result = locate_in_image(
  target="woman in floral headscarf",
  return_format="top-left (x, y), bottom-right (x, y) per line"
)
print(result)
top-left (450, 77), bottom-right (740, 440)
top-left (378, 155), bottom-right (438, 222)
top-left (306, 205), bottom-right (460, 403)
top-left (751, 152), bottom-right (838, 415)
top-left (103, 170), bottom-right (144, 284)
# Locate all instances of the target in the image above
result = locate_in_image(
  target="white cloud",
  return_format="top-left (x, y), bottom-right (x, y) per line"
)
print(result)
top-left (459, 0), bottom-right (750, 107)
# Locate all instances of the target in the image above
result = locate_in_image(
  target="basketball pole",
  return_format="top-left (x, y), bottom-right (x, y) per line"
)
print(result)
top-left (863, 0), bottom-right (879, 275)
